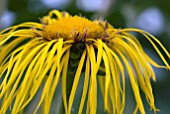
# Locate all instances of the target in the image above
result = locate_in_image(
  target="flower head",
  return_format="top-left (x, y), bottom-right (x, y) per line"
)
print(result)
top-left (0, 10), bottom-right (169, 114)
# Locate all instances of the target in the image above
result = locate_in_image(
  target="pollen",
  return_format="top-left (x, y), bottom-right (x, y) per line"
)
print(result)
top-left (43, 16), bottom-right (105, 41)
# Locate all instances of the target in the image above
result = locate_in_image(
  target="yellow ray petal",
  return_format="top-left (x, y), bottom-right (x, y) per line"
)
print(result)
top-left (86, 45), bottom-right (98, 114)
top-left (115, 48), bottom-right (145, 114)
top-left (67, 49), bottom-right (86, 114)
top-left (61, 49), bottom-right (70, 113)
top-left (121, 28), bottom-right (170, 69)
top-left (102, 51), bottom-right (111, 112)
top-left (42, 47), bottom-right (66, 114)
top-left (78, 54), bottom-right (90, 114)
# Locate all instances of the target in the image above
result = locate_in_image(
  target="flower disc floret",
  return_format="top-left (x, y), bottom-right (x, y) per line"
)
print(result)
top-left (43, 16), bottom-right (105, 41)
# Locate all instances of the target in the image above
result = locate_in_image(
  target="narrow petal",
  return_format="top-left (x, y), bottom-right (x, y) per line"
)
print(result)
top-left (67, 49), bottom-right (86, 114)
top-left (12, 40), bottom-right (56, 113)
top-left (113, 45), bottom-right (145, 114)
top-left (103, 44), bottom-right (122, 114)
top-left (121, 28), bottom-right (170, 69)
top-left (43, 46), bottom-right (66, 114)
top-left (102, 51), bottom-right (111, 112)
top-left (78, 54), bottom-right (90, 114)
top-left (86, 44), bottom-right (97, 114)
top-left (61, 49), bottom-right (70, 113)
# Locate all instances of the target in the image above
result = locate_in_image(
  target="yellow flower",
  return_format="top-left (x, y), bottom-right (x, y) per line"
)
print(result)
top-left (0, 10), bottom-right (169, 114)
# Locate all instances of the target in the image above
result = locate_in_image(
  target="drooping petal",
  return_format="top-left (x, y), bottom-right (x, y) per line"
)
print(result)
top-left (67, 49), bottom-right (86, 114)
top-left (103, 43), bottom-right (125, 114)
top-left (78, 54), bottom-right (90, 114)
top-left (61, 49), bottom-right (70, 113)
top-left (114, 47), bottom-right (145, 114)
top-left (86, 44), bottom-right (98, 114)
top-left (121, 28), bottom-right (170, 69)
top-left (102, 51), bottom-right (111, 112)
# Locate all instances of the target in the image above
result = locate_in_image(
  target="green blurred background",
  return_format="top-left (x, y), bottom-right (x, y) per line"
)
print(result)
top-left (0, 0), bottom-right (170, 114)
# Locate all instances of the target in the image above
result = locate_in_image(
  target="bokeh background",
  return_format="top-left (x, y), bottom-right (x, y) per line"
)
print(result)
top-left (0, 0), bottom-right (170, 114)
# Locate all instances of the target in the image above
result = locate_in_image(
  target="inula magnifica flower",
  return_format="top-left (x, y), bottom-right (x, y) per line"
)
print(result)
top-left (0, 10), bottom-right (169, 114)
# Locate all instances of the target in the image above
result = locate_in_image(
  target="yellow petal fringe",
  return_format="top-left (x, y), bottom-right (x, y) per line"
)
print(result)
top-left (0, 10), bottom-right (169, 114)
